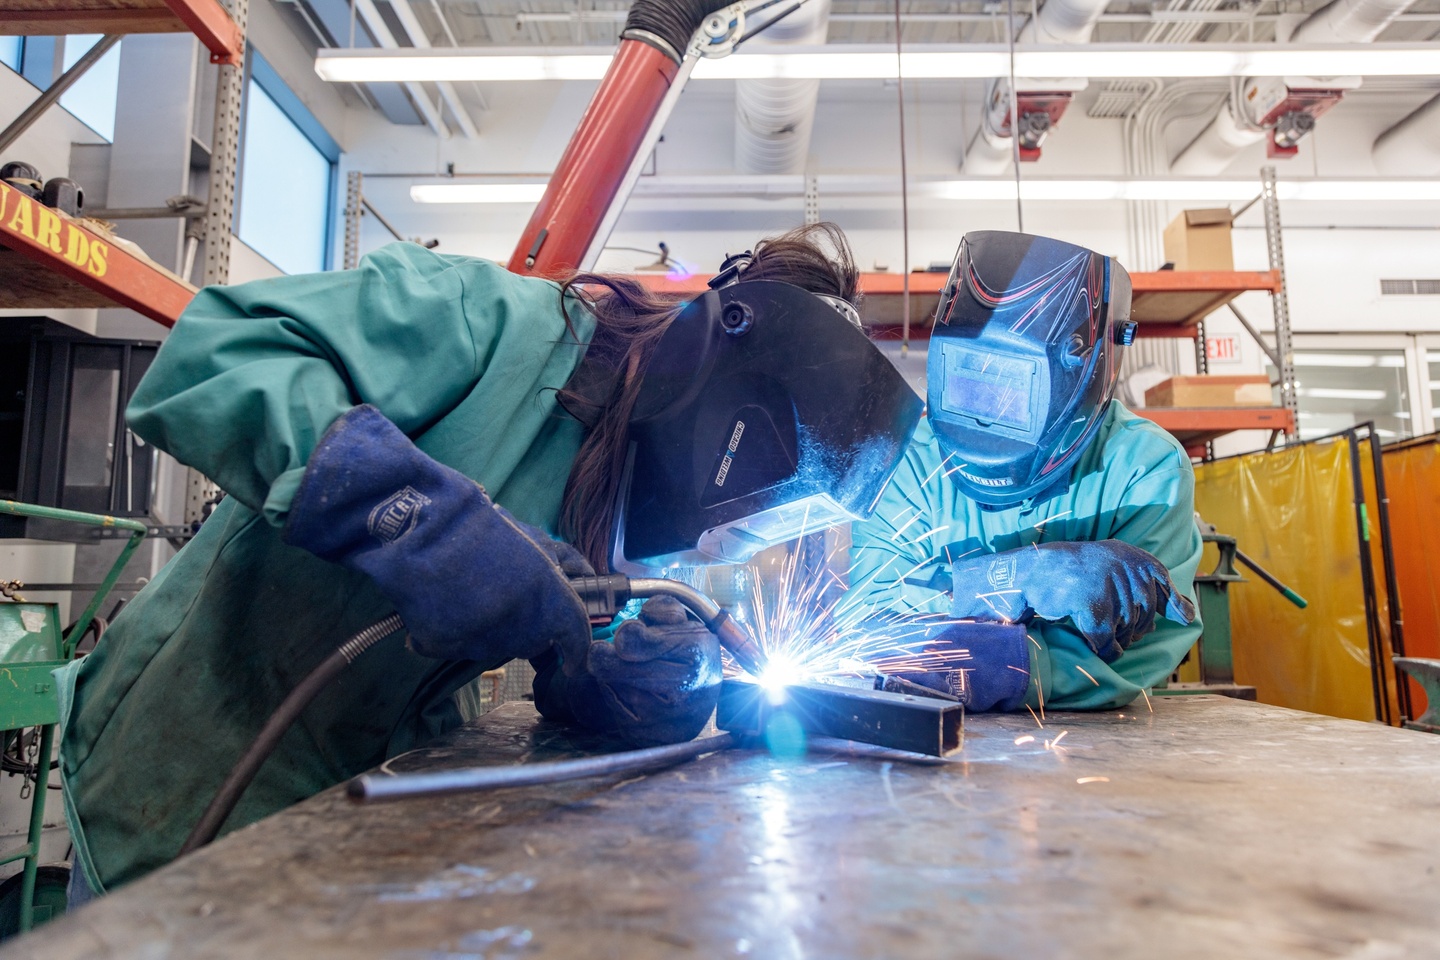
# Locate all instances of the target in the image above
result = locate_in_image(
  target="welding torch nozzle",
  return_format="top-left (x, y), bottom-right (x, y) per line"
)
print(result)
top-left (568, 574), bottom-right (768, 678)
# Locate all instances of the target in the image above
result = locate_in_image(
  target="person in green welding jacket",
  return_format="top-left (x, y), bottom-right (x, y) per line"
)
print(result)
top-left (840, 231), bottom-right (1202, 712)
top-left (57, 223), bottom-right (923, 898)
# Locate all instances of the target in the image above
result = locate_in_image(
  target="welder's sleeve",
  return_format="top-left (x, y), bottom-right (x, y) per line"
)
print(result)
top-left (1027, 454), bottom-right (1203, 711)
top-left (126, 243), bottom-right (572, 528)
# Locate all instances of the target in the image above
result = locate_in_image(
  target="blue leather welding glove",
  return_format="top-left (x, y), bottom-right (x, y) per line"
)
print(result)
top-left (284, 404), bottom-right (594, 672)
top-left (949, 540), bottom-right (1196, 663)
top-left (533, 596), bottom-right (723, 747)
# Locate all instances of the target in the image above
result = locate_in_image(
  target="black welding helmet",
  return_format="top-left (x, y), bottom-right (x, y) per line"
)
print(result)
top-left (927, 231), bottom-right (1136, 507)
top-left (601, 278), bottom-right (923, 574)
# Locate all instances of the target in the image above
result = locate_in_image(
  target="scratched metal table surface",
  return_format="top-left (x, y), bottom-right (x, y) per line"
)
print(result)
top-left (11, 696), bottom-right (1440, 960)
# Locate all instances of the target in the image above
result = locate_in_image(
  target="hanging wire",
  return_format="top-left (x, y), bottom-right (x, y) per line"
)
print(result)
top-left (1005, 0), bottom-right (1025, 232)
top-left (893, 0), bottom-right (912, 355)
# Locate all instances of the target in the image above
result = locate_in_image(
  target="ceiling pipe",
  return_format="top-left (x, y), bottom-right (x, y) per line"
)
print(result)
top-left (734, 0), bottom-right (832, 174)
top-left (1372, 93), bottom-right (1440, 175)
top-left (1171, 0), bottom-right (1418, 175)
top-left (963, 0), bottom-right (1109, 175)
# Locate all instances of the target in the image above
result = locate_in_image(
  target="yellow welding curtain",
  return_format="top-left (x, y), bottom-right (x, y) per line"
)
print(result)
top-left (1194, 439), bottom-right (1387, 721)
top-left (1382, 437), bottom-right (1440, 716)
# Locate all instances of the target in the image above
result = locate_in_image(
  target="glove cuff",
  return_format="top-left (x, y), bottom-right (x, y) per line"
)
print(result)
top-left (957, 622), bottom-right (1031, 712)
top-left (284, 404), bottom-right (459, 560)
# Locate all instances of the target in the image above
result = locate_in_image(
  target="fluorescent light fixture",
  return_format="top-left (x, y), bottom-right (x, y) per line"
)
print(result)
top-left (929, 179), bottom-right (1440, 202)
top-left (1297, 387), bottom-right (1389, 400)
top-left (410, 183), bottom-right (548, 203)
top-left (316, 43), bottom-right (1440, 83)
top-left (1292, 353), bottom-right (1406, 368)
top-left (409, 177), bottom-right (1440, 204)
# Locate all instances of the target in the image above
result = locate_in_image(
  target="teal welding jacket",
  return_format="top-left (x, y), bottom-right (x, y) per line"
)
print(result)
top-left (839, 401), bottom-right (1204, 712)
top-left (55, 243), bottom-right (595, 893)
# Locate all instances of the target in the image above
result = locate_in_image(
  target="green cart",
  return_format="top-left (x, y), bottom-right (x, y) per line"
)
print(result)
top-left (0, 500), bottom-right (146, 935)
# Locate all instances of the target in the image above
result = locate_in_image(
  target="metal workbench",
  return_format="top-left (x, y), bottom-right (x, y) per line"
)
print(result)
top-left (11, 696), bottom-right (1440, 958)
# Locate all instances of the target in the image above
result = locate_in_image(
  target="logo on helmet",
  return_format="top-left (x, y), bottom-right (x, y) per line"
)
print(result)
top-left (368, 486), bottom-right (432, 545)
top-left (959, 469), bottom-right (1014, 488)
top-left (714, 420), bottom-right (746, 487)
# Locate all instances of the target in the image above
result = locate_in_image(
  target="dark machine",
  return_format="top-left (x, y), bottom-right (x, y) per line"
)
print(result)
top-left (0, 318), bottom-right (158, 540)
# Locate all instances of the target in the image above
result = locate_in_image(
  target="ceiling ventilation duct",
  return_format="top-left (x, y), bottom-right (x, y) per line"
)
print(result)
top-left (1171, 0), bottom-right (1417, 175)
top-left (1372, 93), bottom-right (1440, 175)
top-left (962, 0), bottom-right (1108, 174)
top-left (734, 0), bottom-right (832, 174)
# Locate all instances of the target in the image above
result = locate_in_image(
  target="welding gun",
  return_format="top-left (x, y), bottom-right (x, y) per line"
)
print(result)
top-left (567, 574), bottom-right (768, 678)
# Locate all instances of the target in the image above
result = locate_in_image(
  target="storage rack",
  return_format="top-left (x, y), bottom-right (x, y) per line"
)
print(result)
top-left (1, 0), bottom-right (247, 519)
top-left (0, 0), bottom-right (246, 327)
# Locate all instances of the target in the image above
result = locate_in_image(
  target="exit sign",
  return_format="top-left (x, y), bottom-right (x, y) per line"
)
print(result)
top-left (1206, 336), bottom-right (1241, 364)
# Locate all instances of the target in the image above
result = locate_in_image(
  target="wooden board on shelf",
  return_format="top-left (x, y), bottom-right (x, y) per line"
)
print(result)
top-left (0, 0), bottom-right (243, 64)
top-left (0, 180), bottom-right (195, 327)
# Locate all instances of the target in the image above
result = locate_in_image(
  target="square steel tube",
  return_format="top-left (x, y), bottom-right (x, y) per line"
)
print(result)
top-left (716, 679), bottom-right (964, 758)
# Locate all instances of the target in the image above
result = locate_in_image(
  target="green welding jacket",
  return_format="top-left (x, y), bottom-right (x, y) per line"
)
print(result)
top-left (55, 243), bottom-right (594, 893)
top-left (840, 401), bottom-right (1203, 711)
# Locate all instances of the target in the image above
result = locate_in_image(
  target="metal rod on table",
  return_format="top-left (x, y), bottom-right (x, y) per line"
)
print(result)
top-left (0, 36), bottom-right (122, 153)
top-left (351, 733), bottom-right (736, 802)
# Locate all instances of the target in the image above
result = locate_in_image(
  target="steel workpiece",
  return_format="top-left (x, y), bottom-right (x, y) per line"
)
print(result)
top-left (716, 678), bottom-right (966, 757)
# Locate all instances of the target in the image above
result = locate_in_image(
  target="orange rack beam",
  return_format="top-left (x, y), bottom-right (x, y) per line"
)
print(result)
top-left (1130, 270), bottom-right (1283, 339)
top-left (0, 0), bottom-right (244, 64)
top-left (1135, 407), bottom-right (1296, 457)
top-left (0, 180), bottom-right (196, 327)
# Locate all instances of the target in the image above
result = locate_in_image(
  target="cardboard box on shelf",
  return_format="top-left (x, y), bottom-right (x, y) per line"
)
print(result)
top-left (1162, 208), bottom-right (1234, 271)
top-left (1145, 375), bottom-right (1272, 408)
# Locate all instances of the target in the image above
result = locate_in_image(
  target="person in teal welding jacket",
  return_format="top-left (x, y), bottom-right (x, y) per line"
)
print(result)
top-left (840, 231), bottom-right (1203, 713)
top-left (56, 223), bottom-right (925, 898)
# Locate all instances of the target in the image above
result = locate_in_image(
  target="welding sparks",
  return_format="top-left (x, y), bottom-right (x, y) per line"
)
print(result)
top-left (1075, 665), bottom-right (1100, 686)
top-left (1076, 776), bottom-right (1110, 784)
top-left (1140, 688), bottom-right (1154, 714)
top-left (703, 537), bottom-right (974, 688)
top-left (1013, 735), bottom-right (1036, 745)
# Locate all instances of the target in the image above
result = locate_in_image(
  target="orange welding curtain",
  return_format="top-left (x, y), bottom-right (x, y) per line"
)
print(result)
top-left (1194, 439), bottom-right (1388, 721)
top-left (1381, 437), bottom-right (1440, 717)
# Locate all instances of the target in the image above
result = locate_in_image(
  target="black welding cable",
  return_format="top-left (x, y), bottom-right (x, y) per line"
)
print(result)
top-left (179, 613), bottom-right (404, 855)
top-left (349, 732), bottom-right (736, 803)
top-left (621, 0), bottom-right (735, 61)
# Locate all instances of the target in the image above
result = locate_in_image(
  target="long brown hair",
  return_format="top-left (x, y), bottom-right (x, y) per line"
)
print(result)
top-left (557, 221), bottom-right (860, 571)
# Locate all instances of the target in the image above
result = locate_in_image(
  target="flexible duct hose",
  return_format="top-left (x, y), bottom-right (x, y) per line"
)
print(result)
top-left (622, 0), bottom-right (735, 62)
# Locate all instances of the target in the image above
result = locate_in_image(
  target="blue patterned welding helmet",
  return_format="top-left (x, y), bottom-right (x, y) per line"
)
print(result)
top-left (927, 231), bottom-right (1136, 507)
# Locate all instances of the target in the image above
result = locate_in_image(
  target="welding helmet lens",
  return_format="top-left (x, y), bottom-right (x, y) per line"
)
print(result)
top-left (927, 231), bottom-right (1135, 507)
top-left (609, 279), bottom-right (924, 574)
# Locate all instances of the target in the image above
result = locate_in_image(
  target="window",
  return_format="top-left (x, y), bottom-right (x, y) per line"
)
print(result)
top-left (58, 35), bottom-right (121, 141)
top-left (1428, 349), bottom-right (1439, 428)
top-left (0, 36), bottom-right (120, 140)
top-left (1268, 344), bottom-right (1416, 442)
top-left (0, 38), bottom-right (21, 72)
top-left (237, 52), bottom-right (340, 275)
